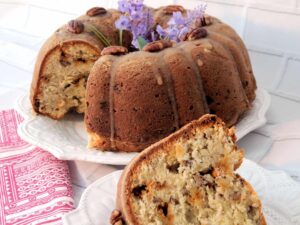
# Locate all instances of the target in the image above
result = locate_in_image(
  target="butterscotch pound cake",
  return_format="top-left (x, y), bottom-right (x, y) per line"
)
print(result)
top-left (32, 3), bottom-right (256, 124)
top-left (110, 115), bottom-right (266, 225)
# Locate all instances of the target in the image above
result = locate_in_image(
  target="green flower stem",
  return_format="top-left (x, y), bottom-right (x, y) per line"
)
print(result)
top-left (137, 36), bottom-right (148, 50)
top-left (119, 29), bottom-right (123, 46)
top-left (86, 24), bottom-right (110, 47)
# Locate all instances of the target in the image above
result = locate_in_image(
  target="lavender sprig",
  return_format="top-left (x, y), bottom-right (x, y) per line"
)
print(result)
top-left (186, 3), bottom-right (207, 26)
top-left (85, 24), bottom-right (110, 47)
top-left (115, 0), bottom-right (154, 49)
top-left (156, 2), bottom-right (207, 42)
top-left (114, 1), bottom-right (207, 49)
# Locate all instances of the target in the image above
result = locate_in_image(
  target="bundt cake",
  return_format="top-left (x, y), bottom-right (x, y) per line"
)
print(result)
top-left (110, 114), bottom-right (266, 225)
top-left (30, 3), bottom-right (256, 152)
top-left (30, 7), bottom-right (132, 119)
top-left (85, 5), bottom-right (256, 152)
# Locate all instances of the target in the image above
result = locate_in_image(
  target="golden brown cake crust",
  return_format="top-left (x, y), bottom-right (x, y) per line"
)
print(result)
top-left (240, 175), bottom-right (267, 225)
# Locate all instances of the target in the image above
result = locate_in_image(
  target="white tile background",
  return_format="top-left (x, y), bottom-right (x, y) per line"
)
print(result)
top-left (0, 0), bottom-right (299, 124)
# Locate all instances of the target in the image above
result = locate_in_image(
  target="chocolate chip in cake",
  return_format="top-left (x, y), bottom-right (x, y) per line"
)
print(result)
top-left (59, 51), bottom-right (71, 67)
top-left (71, 78), bottom-right (81, 85)
top-left (247, 205), bottom-right (256, 217)
top-left (199, 166), bottom-right (213, 175)
top-left (76, 57), bottom-right (86, 63)
top-left (167, 162), bottom-right (180, 173)
top-left (157, 203), bottom-right (168, 216)
top-left (64, 84), bottom-right (71, 89)
top-left (59, 59), bottom-right (71, 67)
top-left (132, 185), bottom-right (147, 198)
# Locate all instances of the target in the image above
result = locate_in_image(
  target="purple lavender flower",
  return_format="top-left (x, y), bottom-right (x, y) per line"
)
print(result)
top-left (130, 10), bottom-right (143, 20)
top-left (155, 2), bottom-right (207, 42)
top-left (187, 3), bottom-right (207, 26)
top-left (150, 31), bottom-right (156, 42)
top-left (115, 1), bottom-right (207, 47)
top-left (156, 25), bottom-right (167, 38)
top-left (168, 11), bottom-right (186, 27)
top-left (178, 26), bottom-right (189, 39)
top-left (118, 0), bottom-right (130, 13)
top-left (156, 11), bottom-right (188, 42)
top-left (168, 27), bottom-right (179, 41)
top-left (115, 0), bottom-right (155, 48)
top-left (130, 0), bottom-right (144, 12)
top-left (115, 15), bottom-right (130, 30)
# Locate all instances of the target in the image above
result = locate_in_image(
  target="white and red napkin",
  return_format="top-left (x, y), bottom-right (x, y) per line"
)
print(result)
top-left (0, 109), bottom-right (74, 225)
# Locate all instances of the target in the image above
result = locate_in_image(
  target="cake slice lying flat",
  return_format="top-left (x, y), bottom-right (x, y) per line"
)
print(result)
top-left (111, 114), bottom-right (266, 225)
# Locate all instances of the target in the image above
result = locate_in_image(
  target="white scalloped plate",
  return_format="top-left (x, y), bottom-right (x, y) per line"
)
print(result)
top-left (62, 159), bottom-right (300, 225)
top-left (16, 89), bottom-right (270, 165)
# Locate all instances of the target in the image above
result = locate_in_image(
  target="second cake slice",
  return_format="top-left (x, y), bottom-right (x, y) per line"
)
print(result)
top-left (111, 114), bottom-right (266, 224)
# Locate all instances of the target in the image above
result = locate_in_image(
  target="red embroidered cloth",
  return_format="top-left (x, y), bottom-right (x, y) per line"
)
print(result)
top-left (0, 109), bottom-right (74, 225)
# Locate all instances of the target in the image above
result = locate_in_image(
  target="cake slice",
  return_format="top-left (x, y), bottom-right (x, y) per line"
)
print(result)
top-left (110, 114), bottom-right (266, 225)
top-left (30, 8), bottom-right (132, 119)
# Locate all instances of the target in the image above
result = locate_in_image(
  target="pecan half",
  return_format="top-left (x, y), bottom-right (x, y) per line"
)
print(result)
top-left (185, 28), bottom-right (207, 41)
top-left (163, 5), bottom-right (185, 14)
top-left (86, 7), bottom-right (107, 16)
top-left (143, 40), bottom-right (173, 52)
top-left (101, 46), bottom-right (128, 56)
top-left (110, 209), bottom-right (124, 225)
top-left (67, 20), bottom-right (84, 34)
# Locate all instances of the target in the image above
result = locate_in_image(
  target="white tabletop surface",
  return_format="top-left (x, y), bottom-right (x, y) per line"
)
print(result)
top-left (1, 0), bottom-right (300, 206)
